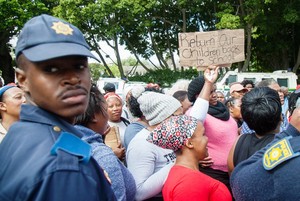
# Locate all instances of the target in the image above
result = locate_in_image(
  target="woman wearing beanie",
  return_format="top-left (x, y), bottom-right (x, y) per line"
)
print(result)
top-left (187, 67), bottom-right (238, 192)
top-left (126, 90), bottom-right (183, 201)
top-left (147, 115), bottom-right (232, 201)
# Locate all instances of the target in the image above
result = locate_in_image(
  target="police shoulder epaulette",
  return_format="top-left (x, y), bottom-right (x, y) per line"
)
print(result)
top-left (263, 136), bottom-right (300, 170)
top-left (51, 132), bottom-right (92, 164)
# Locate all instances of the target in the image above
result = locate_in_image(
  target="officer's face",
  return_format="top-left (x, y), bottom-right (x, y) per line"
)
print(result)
top-left (16, 55), bottom-right (91, 124)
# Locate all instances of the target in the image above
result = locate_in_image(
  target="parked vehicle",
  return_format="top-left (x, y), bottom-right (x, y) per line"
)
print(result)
top-left (97, 78), bottom-right (147, 99)
top-left (216, 69), bottom-right (298, 92)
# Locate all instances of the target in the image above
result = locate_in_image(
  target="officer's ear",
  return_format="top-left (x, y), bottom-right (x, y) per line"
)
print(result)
top-left (15, 68), bottom-right (28, 93)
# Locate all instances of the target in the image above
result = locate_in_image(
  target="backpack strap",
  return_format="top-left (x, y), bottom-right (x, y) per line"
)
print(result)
top-left (120, 117), bottom-right (130, 126)
top-left (263, 136), bottom-right (300, 170)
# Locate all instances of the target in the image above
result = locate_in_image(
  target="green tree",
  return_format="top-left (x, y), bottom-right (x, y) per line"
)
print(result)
top-left (0, 0), bottom-right (50, 83)
top-left (53, 0), bottom-right (224, 76)
top-left (53, 0), bottom-right (154, 78)
top-left (216, 0), bottom-right (300, 72)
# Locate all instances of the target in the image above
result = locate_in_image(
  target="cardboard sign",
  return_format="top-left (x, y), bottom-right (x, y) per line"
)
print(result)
top-left (178, 29), bottom-right (245, 67)
top-left (104, 126), bottom-right (121, 149)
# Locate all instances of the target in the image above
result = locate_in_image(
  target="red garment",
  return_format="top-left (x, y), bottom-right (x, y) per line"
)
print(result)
top-left (163, 165), bottom-right (232, 201)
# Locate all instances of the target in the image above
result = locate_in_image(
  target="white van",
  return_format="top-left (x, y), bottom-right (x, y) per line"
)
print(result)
top-left (216, 69), bottom-right (298, 92)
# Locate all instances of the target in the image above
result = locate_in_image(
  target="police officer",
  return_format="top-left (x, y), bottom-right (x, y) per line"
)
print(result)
top-left (230, 107), bottom-right (300, 200)
top-left (0, 14), bottom-right (116, 201)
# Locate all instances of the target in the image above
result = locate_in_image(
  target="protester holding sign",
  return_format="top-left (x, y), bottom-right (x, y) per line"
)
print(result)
top-left (187, 66), bottom-right (238, 192)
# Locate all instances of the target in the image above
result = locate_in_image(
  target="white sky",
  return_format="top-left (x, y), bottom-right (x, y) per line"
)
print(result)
top-left (10, 37), bottom-right (134, 63)
top-left (10, 37), bottom-right (177, 66)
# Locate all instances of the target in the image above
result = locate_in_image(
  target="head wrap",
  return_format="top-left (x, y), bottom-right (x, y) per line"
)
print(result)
top-left (104, 92), bottom-right (122, 102)
top-left (147, 115), bottom-right (198, 151)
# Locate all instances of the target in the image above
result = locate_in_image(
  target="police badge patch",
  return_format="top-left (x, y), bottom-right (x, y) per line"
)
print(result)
top-left (263, 136), bottom-right (300, 170)
top-left (51, 21), bottom-right (73, 35)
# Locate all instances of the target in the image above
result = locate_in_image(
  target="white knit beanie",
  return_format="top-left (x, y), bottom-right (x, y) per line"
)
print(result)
top-left (137, 91), bottom-right (182, 126)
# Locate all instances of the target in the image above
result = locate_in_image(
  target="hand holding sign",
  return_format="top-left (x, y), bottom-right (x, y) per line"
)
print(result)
top-left (204, 65), bottom-right (219, 83)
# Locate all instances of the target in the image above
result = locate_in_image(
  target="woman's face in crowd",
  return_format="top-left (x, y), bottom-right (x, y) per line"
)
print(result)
top-left (106, 97), bottom-right (123, 122)
top-left (216, 91), bottom-right (225, 103)
top-left (209, 85), bottom-right (218, 106)
top-left (0, 87), bottom-right (26, 119)
top-left (269, 83), bottom-right (284, 105)
top-left (245, 84), bottom-right (253, 91)
top-left (190, 122), bottom-right (208, 160)
top-left (229, 98), bottom-right (242, 120)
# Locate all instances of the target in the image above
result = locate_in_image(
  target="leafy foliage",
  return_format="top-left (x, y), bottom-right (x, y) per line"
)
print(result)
top-left (2, 0), bottom-right (300, 84)
top-left (0, 0), bottom-right (51, 83)
top-left (128, 68), bottom-right (198, 87)
top-left (89, 63), bottom-right (120, 81)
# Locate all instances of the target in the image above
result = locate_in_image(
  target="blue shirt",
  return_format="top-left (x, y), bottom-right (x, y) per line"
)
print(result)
top-left (231, 124), bottom-right (300, 200)
top-left (124, 121), bottom-right (146, 149)
top-left (0, 104), bottom-right (116, 201)
top-left (75, 125), bottom-right (136, 201)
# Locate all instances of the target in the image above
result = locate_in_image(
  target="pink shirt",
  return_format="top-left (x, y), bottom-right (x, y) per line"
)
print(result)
top-left (204, 114), bottom-right (238, 172)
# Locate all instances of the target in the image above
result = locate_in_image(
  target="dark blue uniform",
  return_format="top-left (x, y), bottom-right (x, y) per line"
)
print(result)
top-left (0, 104), bottom-right (116, 201)
top-left (231, 124), bottom-right (300, 201)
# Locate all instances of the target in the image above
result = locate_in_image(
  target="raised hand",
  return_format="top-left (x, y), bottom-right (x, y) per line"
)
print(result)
top-left (203, 65), bottom-right (219, 83)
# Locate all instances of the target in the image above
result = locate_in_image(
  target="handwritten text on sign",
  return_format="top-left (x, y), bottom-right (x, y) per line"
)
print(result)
top-left (178, 29), bottom-right (245, 67)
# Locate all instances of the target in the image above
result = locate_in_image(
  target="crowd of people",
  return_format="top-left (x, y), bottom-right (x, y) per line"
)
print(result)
top-left (1, 13), bottom-right (300, 201)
